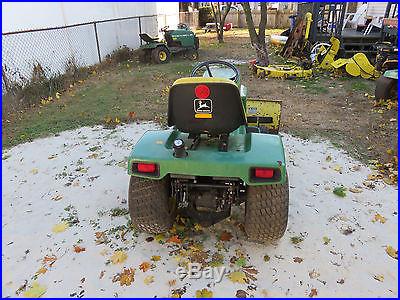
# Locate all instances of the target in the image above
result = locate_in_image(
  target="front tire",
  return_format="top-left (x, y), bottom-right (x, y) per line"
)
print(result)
top-left (128, 176), bottom-right (175, 233)
top-left (244, 177), bottom-right (289, 242)
top-left (151, 46), bottom-right (170, 64)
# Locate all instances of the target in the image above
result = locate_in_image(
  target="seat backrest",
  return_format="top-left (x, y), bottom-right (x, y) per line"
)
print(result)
top-left (139, 33), bottom-right (157, 43)
top-left (168, 77), bottom-right (246, 134)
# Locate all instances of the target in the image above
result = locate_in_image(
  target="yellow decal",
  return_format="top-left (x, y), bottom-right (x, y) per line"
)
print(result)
top-left (195, 113), bottom-right (212, 119)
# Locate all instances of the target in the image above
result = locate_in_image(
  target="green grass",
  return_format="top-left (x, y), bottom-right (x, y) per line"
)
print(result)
top-left (3, 60), bottom-right (193, 148)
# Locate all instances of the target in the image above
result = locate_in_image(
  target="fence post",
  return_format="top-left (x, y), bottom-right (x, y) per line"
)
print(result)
top-left (138, 17), bottom-right (142, 45)
top-left (93, 22), bottom-right (101, 63)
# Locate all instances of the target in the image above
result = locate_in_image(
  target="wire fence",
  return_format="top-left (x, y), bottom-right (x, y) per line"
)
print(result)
top-left (2, 14), bottom-right (178, 94)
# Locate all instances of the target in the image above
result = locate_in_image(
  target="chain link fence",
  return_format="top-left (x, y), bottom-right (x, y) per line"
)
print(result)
top-left (2, 14), bottom-right (176, 95)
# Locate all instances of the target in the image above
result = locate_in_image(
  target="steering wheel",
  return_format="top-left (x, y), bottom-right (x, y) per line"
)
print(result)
top-left (190, 60), bottom-right (240, 83)
top-left (160, 25), bottom-right (169, 32)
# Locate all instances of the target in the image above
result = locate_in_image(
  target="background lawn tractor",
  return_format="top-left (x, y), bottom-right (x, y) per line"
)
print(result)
top-left (127, 60), bottom-right (289, 243)
top-left (139, 23), bottom-right (199, 64)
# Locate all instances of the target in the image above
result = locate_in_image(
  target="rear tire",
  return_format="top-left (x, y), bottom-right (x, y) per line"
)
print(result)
top-left (128, 176), bottom-right (175, 233)
top-left (151, 46), bottom-right (170, 64)
top-left (244, 177), bottom-right (289, 242)
top-left (375, 76), bottom-right (396, 100)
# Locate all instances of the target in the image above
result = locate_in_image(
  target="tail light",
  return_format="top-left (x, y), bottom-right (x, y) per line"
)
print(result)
top-left (132, 162), bottom-right (159, 177)
top-left (137, 163), bottom-right (156, 173)
top-left (250, 167), bottom-right (280, 182)
top-left (255, 168), bottom-right (274, 178)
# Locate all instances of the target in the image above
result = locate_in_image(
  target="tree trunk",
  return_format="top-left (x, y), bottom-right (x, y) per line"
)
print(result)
top-left (241, 2), bottom-right (269, 66)
top-left (210, 2), bottom-right (232, 43)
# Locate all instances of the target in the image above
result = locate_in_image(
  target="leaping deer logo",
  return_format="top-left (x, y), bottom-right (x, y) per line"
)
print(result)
top-left (198, 100), bottom-right (210, 110)
top-left (194, 99), bottom-right (212, 114)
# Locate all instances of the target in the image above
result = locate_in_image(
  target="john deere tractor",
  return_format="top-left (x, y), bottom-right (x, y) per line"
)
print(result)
top-left (139, 23), bottom-right (199, 64)
top-left (127, 60), bottom-right (289, 242)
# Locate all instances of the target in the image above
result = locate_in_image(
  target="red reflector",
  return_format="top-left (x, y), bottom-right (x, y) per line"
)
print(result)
top-left (195, 84), bottom-right (210, 99)
top-left (137, 163), bottom-right (156, 173)
top-left (255, 168), bottom-right (274, 178)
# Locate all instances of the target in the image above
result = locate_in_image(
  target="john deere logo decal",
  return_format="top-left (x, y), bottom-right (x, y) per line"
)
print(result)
top-left (194, 99), bottom-right (212, 113)
top-left (194, 99), bottom-right (212, 119)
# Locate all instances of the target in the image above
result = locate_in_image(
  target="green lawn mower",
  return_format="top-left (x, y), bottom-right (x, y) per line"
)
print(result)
top-left (127, 60), bottom-right (289, 242)
top-left (139, 23), bottom-right (199, 64)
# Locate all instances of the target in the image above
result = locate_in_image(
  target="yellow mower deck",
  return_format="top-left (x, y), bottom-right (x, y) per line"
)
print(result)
top-left (255, 64), bottom-right (312, 79)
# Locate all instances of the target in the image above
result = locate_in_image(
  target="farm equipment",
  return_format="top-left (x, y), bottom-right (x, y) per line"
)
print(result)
top-left (139, 23), bottom-right (199, 64)
top-left (253, 64), bottom-right (313, 79)
top-left (127, 60), bottom-right (289, 242)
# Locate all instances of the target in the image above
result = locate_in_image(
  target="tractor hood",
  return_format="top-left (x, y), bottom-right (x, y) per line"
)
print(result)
top-left (127, 128), bottom-right (287, 186)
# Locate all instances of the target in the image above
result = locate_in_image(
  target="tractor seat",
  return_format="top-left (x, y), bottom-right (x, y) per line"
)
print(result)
top-left (168, 77), bottom-right (246, 135)
top-left (139, 33), bottom-right (158, 43)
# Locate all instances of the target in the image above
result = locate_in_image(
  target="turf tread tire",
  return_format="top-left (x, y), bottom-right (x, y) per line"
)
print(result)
top-left (245, 178), bottom-right (289, 242)
top-left (375, 75), bottom-right (396, 100)
top-left (128, 176), bottom-right (174, 233)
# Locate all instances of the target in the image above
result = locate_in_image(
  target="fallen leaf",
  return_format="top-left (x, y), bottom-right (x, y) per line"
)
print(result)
top-left (372, 213), bottom-right (387, 224)
top-left (263, 255), bottom-right (270, 262)
top-left (113, 268), bottom-right (135, 286)
top-left (51, 194), bottom-right (63, 201)
top-left (290, 236), bottom-right (304, 244)
top-left (386, 246), bottom-right (398, 260)
top-left (110, 250), bottom-right (128, 264)
top-left (219, 231), bottom-right (233, 241)
top-left (99, 270), bottom-right (105, 279)
top-left (151, 255), bottom-right (161, 262)
top-left (36, 267), bottom-right (47, 275)
top-left (228, 271), bottom-right (247, 284)
top-left (52, 222), bottom-right (69, 233)
top-left (139, 261), bottom-right (152, 272)
top-left (236, 289), bottom-right (248, 298)
top-left (31, 168), bottom-right (39, 175)
top-left (293, 257), bottom-right (303, 263)
top-left (167, 235), bottom-right (181, 244)
top-left (332, 165), bottom-right (342, 173)
top-left (144, 275), bottom-right (155, 285)
top-left (73, 245), bottom-right (86, 253)
top-left (95, 231), bottom-right (108, 245)
top-left (309, 269), bottom-right (320, 279)
top-left (325, 155), bottom-right (332, 162)
top-left (196, 288), bottom-right (213, 298)
top-left (146, 236), bottom-right (155, 242)
top-left (235, 257), bottom-right (247, 267)
top-left (322, 236), bottom-right (331, 245)
top-left (309, 288), bottom-right (318, 297)
top-left (168, 279), bottom-right (177, 287)
top-left (23, 282), bottom-right (46, 298)
top-left (194, 223), bottom-right (203, 232)
top-left (42, 255), bottom-right (57, 266)
top-left (373, 274), bottom-right (384, 282)
top-left (48, 154), bottom-right (57, 159)
top-left (333, 186), bottom-right (346, 197)
top-left (349, 187), bottom-right (363, 193)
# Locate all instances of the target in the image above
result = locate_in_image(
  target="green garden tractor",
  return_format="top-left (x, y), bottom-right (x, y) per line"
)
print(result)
top-left (139, 23), bottom-right (199, 64)
top-left (127, 60), bottom-right (289, 242)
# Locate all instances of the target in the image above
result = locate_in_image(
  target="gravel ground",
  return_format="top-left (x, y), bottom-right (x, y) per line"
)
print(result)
top-left (2, 122), bottom-right (398, 297)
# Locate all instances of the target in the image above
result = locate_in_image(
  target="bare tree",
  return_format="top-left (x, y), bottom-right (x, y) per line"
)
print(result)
top-left (241, 2), bottom-right (269, 66)
top-left (210, 2), bottom-right (232, 43)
